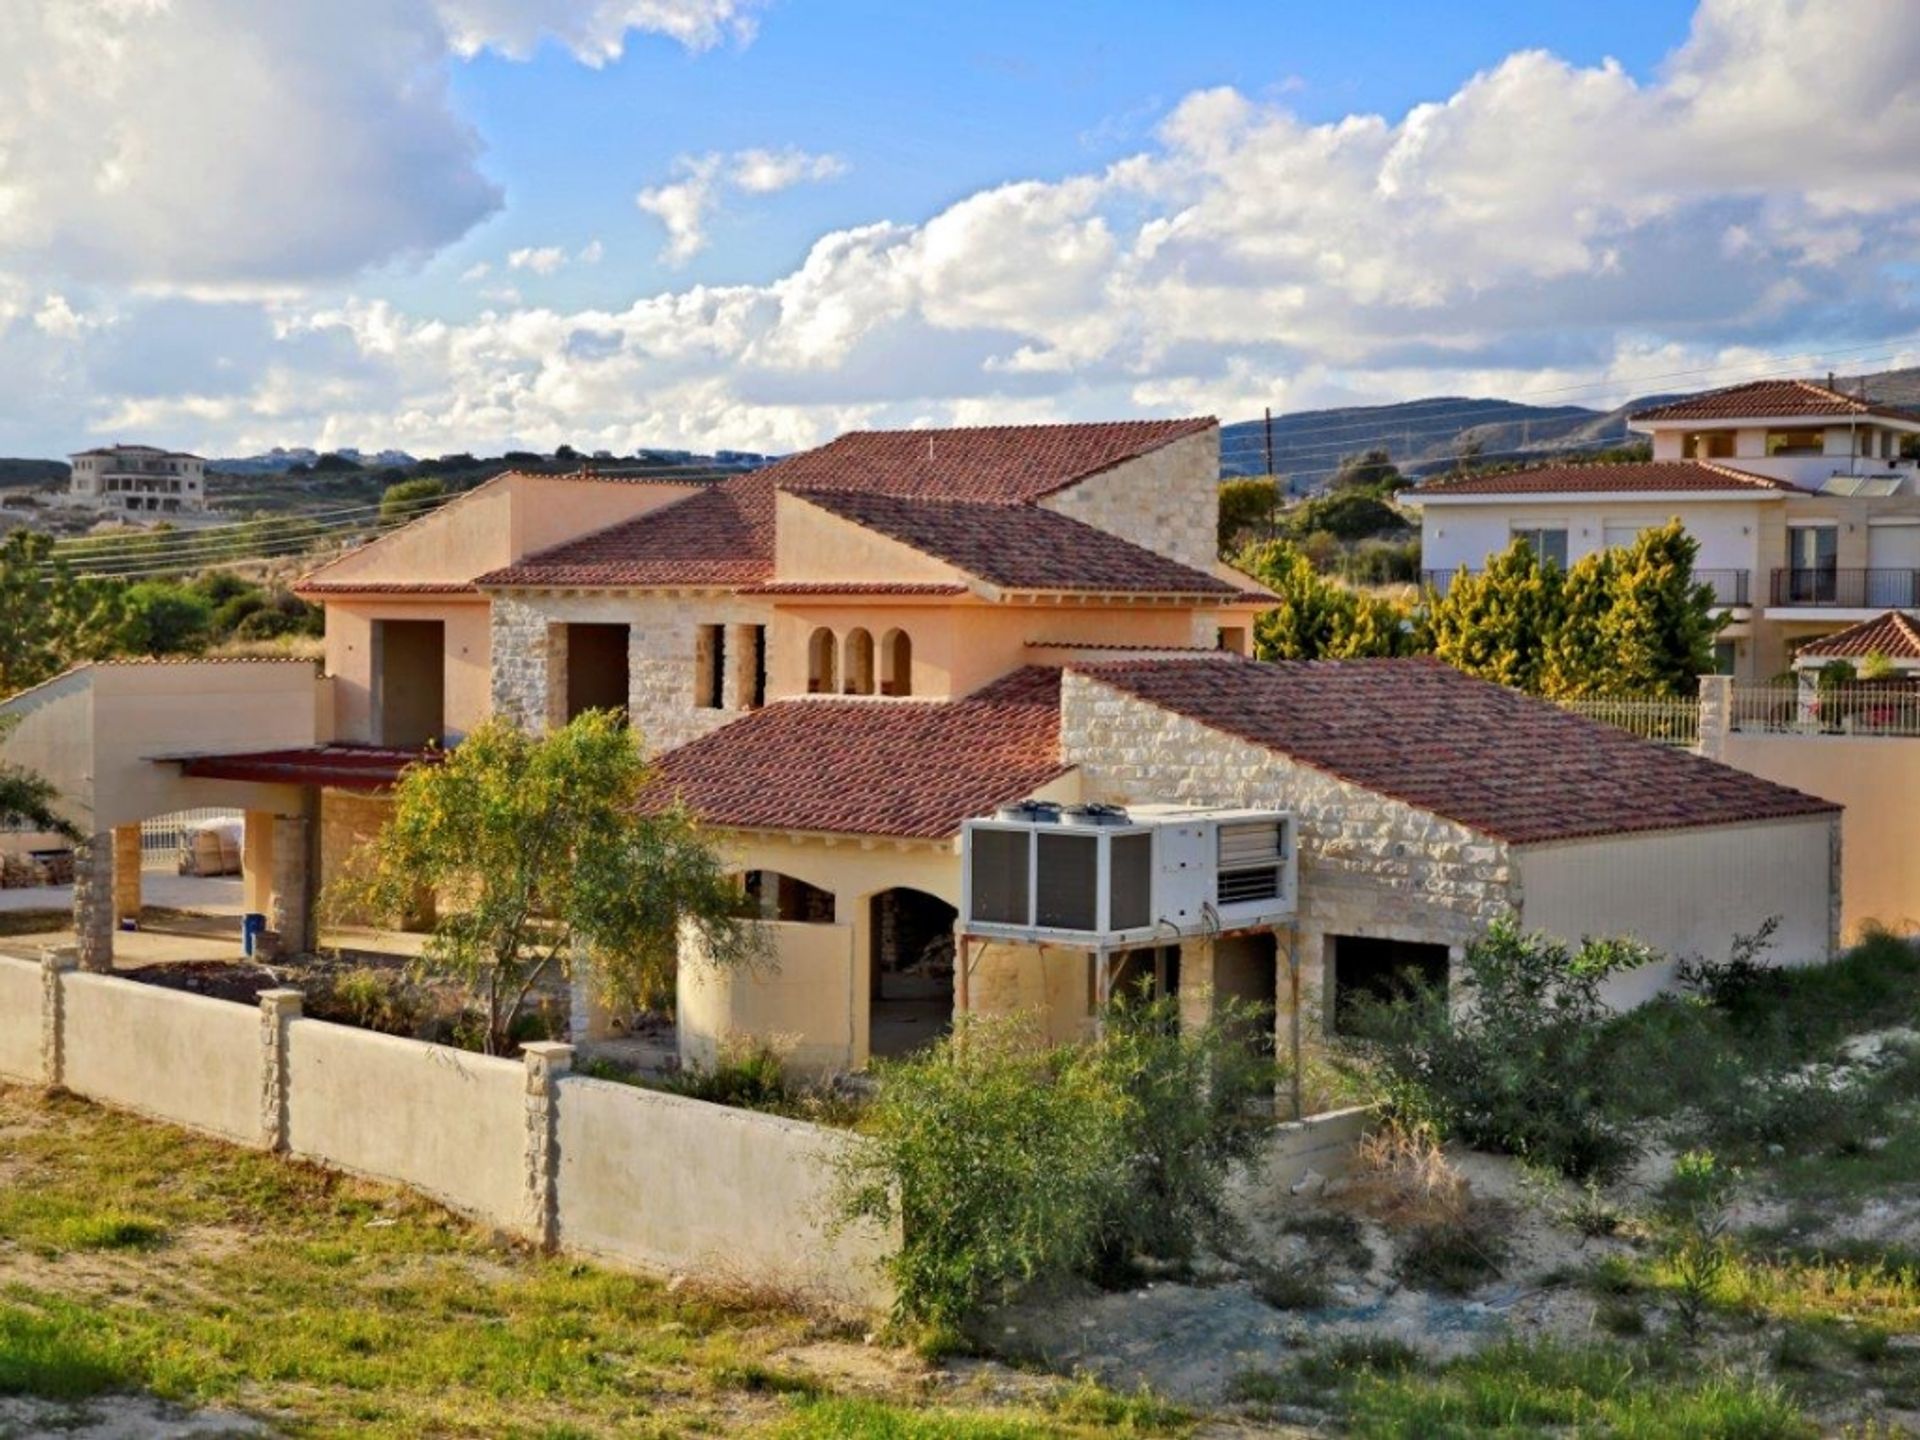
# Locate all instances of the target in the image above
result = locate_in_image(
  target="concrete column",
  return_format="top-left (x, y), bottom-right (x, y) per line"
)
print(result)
top-left (72, 833), bottom-right (114, 973)
top-left (1697, 674), bottom-right (1732, 761)
top-left (40, 947), bottom-right (75, 1088)
top-left (271, 813), bottom-right (317, 956)
top-left (242, 811), bottom-right (276, 918)
top-left (111, 825), bottom-right (142, 925)
top-left (521, 1041), bottom-right (573, 1250)
top-left (1177, 937), bottom-right (1215, 1033)
top-left (258, 988), bottom-right (302, 1152)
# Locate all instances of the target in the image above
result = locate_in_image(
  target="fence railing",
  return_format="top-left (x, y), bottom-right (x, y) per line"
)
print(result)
top-left (1559, 695), bottom-right (1700, 747)
top-left (1731, 682), bottom-right (1920, 737)
top-left (1422, 568), bottom-right (1749, 605)
top-left (1769, 568), bottom-right (1920, 609)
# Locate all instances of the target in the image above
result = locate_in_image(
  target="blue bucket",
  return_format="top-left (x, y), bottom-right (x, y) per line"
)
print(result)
top-left (242, 913), bottom-right (267, 957)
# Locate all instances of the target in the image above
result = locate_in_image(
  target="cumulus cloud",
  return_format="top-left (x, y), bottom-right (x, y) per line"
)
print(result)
top-left (434, 0), bottom-right (762, 63)
top-left (14, 0), bottom-right (1920, 463)
top-left (508, 246), bottom-right (570, 276)
top-left (637, 148), bottom-right (849, 263)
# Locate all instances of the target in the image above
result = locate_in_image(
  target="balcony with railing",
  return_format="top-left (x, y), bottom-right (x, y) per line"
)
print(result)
top-left (1768, 568), bottom-right (1920, 609)
top-left (1423, 567), bottom-right (1749, 606)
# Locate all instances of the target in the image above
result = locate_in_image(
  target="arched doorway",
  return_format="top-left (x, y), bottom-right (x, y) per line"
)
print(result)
top-left (807, 627), bottom-right (837, 694)
top-left (868, 888), bottom-right (957, 1058)
top-left (843, 628), bottom-right (875, 695)
top-left (879, 629), bottom-right (912, 696)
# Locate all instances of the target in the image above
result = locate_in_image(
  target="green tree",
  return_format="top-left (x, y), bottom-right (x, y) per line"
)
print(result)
top-left (1599, 521), bottom-right (1722, 697)
top-left (1536, 548), bottom-right (1618, 699)
top-left (1217, 476), bottom-right (1281, 554)
top-left (1331, 446), bottom-right (1404, 494)
top-left (0, 531), bottom-right (128, 697)
top-left (313, 452), bottom-right (362, 473)
top-left (120, 580), bottom-right (215, 656)
top-left (337, 712), bottom-right (759, 1055)
top-left (1235, 541), bottom-right (1416, 660)
top-left (379, 477), bottom-right (447, 527)
top-left (1280, 489), bottom-right (1407, 543)
top-left (1427, 540), bottom-right (1562, 692)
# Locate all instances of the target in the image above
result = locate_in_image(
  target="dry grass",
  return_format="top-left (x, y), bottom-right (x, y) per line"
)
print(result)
top-left (1344, 1124), bottom-right (1511, 1294)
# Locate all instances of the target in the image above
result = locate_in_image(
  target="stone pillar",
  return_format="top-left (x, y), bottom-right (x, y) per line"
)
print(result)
top-left (258, 988), bottom-right (302, 1152)
top-left (543, 623), bottom-right (570, 734)
top-left (72, 833), bottom-right (114, 973)
top-left (1177, 937), bottom-right (1215, 1033)
top-left (1697, 674), bottom-right (1732, 761)
top-left (271, 813), bottom-right (317, 956)
top-left (40, 948), bottom-right (75, 1088)
top-left (242, 811), bottom-right (276, 918)
top-left (521, 1041), bottom-right (573, 1250)
top-left (111, 825), bottom-right (142, 925)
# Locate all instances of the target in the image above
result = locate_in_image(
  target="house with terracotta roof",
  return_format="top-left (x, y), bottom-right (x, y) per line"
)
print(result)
top-left (1409, 378), bottom-right (1920, 679)
top-left (0, 417), bottom-right (1842, 1073)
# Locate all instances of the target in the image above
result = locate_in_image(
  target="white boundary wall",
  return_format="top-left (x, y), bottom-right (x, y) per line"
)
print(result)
top-left (0, 954), bottom-right (39, 1081)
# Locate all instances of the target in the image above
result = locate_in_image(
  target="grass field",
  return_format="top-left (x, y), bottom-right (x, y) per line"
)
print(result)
top-left (0, 1087), bottom-right (1191, 1439)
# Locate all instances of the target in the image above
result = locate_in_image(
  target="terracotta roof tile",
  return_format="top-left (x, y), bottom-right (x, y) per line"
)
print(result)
top-left (641, 668), bottom-right (1067, 839)
top-left (1796, 611), bottom-right (1920, 661)
top-left (477, 418), bottom-right (1214, 589)
top-left (1411, 460), bottom-right (1801, 498)
top-left (1632, 378), bottom-right (1920, 424)
top-left (738, 581), bottom-right (973, 597)
top-left (293, 580), bottom-right (480, 596)
top-left (1076, 656), bottom-right (1839, 844)
top-left (791, 490), bottom-right (1239, 595)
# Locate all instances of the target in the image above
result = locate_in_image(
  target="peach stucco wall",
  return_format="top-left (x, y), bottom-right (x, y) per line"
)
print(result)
top-left (325, 599), bottom-right (492, 745)
top-left (771, 493), bottom-right (972, 586)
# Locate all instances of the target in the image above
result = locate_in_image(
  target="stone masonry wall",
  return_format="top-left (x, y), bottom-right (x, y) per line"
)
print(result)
top-left (490, 592), bottom-right (771, 754)
top-left (1040, 429), bottom-right (1220, 575)
top-left (1058, 671), bottom-right (1517, 1017)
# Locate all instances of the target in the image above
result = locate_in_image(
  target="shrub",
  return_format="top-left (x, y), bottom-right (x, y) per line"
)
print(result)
top-left (1676, 917), bottom-right (1786, 1017)
top-left (837, 1002), bottom-right (1279, 1331)
top-left (1344, 918), bottom-right (1653, 1179)
top-left (666, 1036), bottom-right (795, 1111)
top-left (1663, 1149), bottom-right (1738, 1343)
top-left (313, 965), bottom-right (422, 1036)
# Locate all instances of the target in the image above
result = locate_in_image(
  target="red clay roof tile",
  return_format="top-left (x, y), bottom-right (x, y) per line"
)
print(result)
top-left (790, 490), bottom-right (1239, 595)
top-left (476, 419), bottom-right (1214, 589)
top-left (1796, 611), bottom-right (1920, 661)
top-left (1632, 378), bottom-right (1920, 424)
top-left (641, 668), bottom-right (1067, 839)
top-left (1411, 460), bottom-right (1801, 498)
top-left (1075, 655), bottom-right (1839, 844)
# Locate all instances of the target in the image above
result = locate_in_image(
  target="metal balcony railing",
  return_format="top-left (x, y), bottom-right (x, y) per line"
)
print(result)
top-left (1768, 568), bottom-right (1920, 608)
top-left (1423, 567), bottom-right (1749, 605)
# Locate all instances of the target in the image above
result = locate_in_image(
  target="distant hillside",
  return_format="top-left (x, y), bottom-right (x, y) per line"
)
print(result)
top-left (1221, 365), bottom-right (1920, 489)
top-left (0, 458), bottom-right (70, 489)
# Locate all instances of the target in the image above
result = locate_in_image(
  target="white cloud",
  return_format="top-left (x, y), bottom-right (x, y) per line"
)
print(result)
top-left (460, 262), bottom-right (493, 283)
top-left (637, 148), bottom-right (848, 263)
top-left (13, 0), bottom-right (1920, 463)
top-left (508, 246), bottom-right (570, 276)
top-left (433, 0), bottom-right (762, 63)
top-left (577, 239), bottom-right (605, 265)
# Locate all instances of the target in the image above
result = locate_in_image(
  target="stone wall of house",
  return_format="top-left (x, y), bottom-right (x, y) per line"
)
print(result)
top-left (1058, 670), bottom-right (1517, 1021)
top-left (489, 592), bottom-right (772, 754)
top-left (1040, 429), bottom-right (1220, 575)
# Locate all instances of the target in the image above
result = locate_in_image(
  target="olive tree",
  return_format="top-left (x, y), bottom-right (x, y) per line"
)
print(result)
top-left (339, 710), bottom-right (761, 1054)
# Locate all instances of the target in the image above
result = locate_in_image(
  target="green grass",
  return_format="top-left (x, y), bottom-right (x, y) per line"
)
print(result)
top-left (0, 1085), bottom-right (1189, 1439)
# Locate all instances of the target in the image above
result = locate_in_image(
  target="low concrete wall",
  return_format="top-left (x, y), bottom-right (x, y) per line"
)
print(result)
top-left (1233, 1105), bottom-right (1378, 1199)
top-left (555, 1075), bottom-right (894, 1309)
top-left (285, 1022), bottom-right (531, 1235)
top-left (0, 953), bottom-right (40, 1082)
top-left (61, 970), bottom-right (261, 1144)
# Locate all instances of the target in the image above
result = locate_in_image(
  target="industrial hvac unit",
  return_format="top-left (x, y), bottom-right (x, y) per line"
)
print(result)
top-left (960, 802), bottom-right (1296, 947)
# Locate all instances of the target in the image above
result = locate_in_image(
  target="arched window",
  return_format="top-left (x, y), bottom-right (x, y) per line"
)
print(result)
top-left (807, 627), bottom-right (837, 694)
top-left (843, 628), bottom-right (875, 695)
top-left (880, 629), bottom-right (912, 696)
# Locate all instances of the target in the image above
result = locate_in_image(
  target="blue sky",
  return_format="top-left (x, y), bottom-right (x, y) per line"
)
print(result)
top-left (2, 0), bottom-right (1918, 460)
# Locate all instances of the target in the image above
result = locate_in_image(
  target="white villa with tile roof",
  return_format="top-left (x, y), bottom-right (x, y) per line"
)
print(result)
top-left (1409, 379), bottom-right (1920, 680)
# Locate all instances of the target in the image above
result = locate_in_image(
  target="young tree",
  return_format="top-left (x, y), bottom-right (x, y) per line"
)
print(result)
top-left (339, 712), bottom-right (760, 1054)
top-left (1236, 541), bottom-right (1418, 660)
top-left (1217, 476), bottom-right (1281, 554)
top-left (1427, 540), bottom-right (1562, 692)
top-left (0, 531), bottom-right (128, 697)
top-left (1600, 521), bottom-right (1722, 696)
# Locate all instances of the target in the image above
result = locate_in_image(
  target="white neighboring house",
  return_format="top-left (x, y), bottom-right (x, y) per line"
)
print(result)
top-left (1407, 379), bottom-right (1920, 680)
top-left (68, 444), bottom-right (209, 514)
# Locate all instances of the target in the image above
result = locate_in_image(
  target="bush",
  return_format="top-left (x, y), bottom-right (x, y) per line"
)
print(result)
top-left (1344, 918), bottom-right (1655, 1180)
top-left (310, 965), bottom-right (422, 1036)
top-left (837, 1001), bottom-right (1279, 1331)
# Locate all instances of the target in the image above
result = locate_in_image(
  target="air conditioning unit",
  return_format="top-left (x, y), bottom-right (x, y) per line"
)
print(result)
top-left (961, 802), bottom-right (1295, 947)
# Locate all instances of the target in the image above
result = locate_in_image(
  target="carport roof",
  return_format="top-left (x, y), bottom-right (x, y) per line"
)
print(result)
top-left (172, 745), bottom-right (440, 791)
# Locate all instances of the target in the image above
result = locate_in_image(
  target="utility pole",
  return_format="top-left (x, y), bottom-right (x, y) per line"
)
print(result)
top-left (1263, 406), bottom-right (1274, 480)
